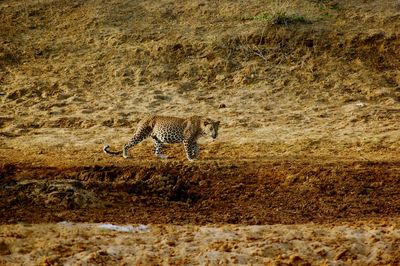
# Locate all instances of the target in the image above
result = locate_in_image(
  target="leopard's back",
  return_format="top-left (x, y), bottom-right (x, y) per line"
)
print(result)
top-left (150, 116), bottom-right (187, 143)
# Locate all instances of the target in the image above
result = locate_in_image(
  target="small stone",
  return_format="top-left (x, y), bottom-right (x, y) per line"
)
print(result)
top-left (215, 74), bottom-right (225, 81)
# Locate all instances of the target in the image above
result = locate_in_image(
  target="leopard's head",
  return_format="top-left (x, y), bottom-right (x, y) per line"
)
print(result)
top-left (201, 118), bottom-right (220, 140)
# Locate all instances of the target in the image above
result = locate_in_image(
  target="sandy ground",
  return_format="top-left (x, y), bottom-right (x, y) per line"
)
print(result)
top-left (1, 0), bottom-right (400, 264)
top-left (1, 220), bottom-right (400, 265)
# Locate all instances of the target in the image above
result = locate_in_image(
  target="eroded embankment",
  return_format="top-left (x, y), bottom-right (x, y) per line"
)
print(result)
top-left (1, 160), bottom-right (399, 225)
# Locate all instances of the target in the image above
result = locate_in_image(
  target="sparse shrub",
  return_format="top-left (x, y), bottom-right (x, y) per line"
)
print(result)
top-left (242, 0), bottom-right (312, 26)
top-left (271, 12), bottom-right (310, 25)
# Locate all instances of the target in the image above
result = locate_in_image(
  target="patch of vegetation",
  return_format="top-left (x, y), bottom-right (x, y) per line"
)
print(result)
top-left (251, 12), bottom-right (270, 21)
top-left (271, 12), bottom-right (310, 25)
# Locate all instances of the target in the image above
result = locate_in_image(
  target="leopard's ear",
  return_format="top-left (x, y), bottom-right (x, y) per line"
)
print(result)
top-left (215, 120), bottom-right (220, 126)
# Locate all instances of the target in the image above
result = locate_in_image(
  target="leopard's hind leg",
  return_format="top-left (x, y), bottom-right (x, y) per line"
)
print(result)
top-left (152, 136), bottom-right (168, 159)
top-left (123, 126), bottom-right (152, 158)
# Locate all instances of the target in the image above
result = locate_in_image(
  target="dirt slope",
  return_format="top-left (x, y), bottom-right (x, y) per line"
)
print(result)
top-left (1, 159), bottom-right (400, 225)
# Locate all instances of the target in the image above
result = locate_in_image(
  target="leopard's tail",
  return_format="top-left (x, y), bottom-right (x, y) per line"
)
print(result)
top-left (103, 144), bottom-right (122, 156)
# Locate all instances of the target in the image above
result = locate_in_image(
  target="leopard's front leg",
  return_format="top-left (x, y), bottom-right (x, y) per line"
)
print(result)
top-left (183, 139), bottom-right (199, 161)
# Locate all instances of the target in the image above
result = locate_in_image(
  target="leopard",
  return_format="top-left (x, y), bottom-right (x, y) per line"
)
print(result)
top-left (103, 115), bottom-right (220, 161)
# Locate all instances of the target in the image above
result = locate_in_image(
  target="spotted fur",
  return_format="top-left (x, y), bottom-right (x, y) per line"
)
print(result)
top-left (103, 115), bottom-right (220, 161)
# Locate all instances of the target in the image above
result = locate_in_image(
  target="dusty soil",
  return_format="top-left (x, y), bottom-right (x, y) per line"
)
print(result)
top-left (1, 220), bottom-right (400, 265)
top-left (1, 0), bottom-right (400, 264)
